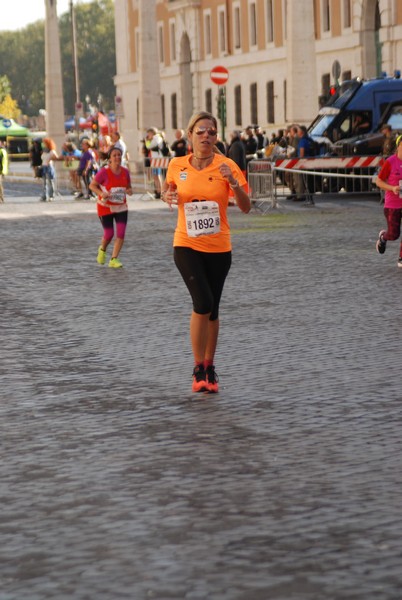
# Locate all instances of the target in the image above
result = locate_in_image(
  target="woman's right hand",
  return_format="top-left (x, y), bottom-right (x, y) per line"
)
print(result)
top-left (162, 183), bottom-right (178, 209)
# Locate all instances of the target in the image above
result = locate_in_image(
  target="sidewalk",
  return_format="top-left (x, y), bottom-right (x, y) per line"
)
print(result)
top-left (0, 184), bottom-right (401, 600)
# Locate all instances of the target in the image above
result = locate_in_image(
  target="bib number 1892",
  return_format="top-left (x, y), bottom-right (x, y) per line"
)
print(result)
top-left (184, 201), bottom-right (220, 237)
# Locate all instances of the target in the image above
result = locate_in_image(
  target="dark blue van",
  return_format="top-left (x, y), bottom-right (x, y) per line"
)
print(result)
top-left (308, 76), bottom-right (402, 155)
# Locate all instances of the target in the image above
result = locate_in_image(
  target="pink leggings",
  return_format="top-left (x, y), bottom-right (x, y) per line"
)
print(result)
top-left (99, 211), bottom-right (128, 242)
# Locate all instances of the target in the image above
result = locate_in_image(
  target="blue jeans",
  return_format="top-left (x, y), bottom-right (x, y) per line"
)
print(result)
top-left (41, 165), bottom-right (55, 200)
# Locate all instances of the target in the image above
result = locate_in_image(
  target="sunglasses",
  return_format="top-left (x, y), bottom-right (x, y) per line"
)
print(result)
top-left (194, 126), bottom-right (217, 136)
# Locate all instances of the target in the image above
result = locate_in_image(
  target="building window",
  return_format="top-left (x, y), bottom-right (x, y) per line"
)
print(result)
top-left (158, 24), bottom-right (164, 64)
top-left (218, 8), bottom-right (227, 54)
top-left (249, 2), bottom-right (257, 47)
top-left (204, 11), bottom-right (212, 56)
top-left (170, 21), bottom-right (176, 62)
top-left (234, 85), bottom-right (242, 126)
top-left (205, 88), bottom-right (212, 115)
top-left (266, 81), bottom-right (274, 123)
top-left (171, 93), bottom-right (177, 130)
top-left (342, 70), bottom-right (352, 81)
top-left (233, 5), bottom-right (241, 49)
top-left (161, 94), bottom-right (165, 130)
top-left (343, 0), bottom-right (351, 29)
top-left (250, 82), bottom-right (258, 124)
top-left (266, 0), bottom-right (274, 43)
top-left (322, 0), bottom-right (330, 33)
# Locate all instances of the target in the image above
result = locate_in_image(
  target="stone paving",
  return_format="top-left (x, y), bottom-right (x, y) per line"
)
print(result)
top-left (1, 180), bottom-right (402, 600)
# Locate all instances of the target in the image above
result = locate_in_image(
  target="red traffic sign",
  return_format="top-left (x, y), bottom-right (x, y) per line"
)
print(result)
top-left (210, 65), bottom-right (229, 85)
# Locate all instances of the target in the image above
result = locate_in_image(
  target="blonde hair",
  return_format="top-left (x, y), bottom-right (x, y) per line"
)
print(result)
top-left (187, 111), bottom-right (218, 134)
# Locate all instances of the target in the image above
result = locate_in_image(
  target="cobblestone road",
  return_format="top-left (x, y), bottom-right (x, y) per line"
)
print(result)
top-left (1, 182), bottom-right (402, 600)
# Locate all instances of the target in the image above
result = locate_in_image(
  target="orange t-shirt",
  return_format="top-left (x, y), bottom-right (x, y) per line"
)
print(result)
top-left (166, 154), bottom-right (247, 252)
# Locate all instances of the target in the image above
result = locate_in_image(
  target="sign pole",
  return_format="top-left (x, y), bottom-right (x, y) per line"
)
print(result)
top-left (210, 66), bottom-right (229, 144)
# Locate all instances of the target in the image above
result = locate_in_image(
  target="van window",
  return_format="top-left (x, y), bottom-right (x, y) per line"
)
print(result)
top-left (386, 105), bottom-right (402, 130)
top-left (334, 111), bottom-right (372, 139)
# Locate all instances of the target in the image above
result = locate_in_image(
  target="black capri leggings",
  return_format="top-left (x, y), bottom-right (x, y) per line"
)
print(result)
top-left (174, 247), bottom-right (232, 321)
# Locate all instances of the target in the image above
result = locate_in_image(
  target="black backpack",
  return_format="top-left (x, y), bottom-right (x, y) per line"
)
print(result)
top-left (160, 139), bottom-right (171, 157)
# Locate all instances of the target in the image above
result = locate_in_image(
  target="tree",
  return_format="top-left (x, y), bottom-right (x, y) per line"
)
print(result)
top-left (0, 24), bottom-right (45, 117)
top-left (0, 0), bottom-right (116, 117)
top-left (0, 94), bottom-right (21, 119)
top-left (59, 0), bottom-right (116, 115)
top-left (0, 75), bottom-right (11, 102)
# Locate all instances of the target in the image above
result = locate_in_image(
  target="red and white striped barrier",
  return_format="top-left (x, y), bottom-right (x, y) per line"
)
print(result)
top-left (150, 157), bottom-right (170, 169)
top-left (274, 156), bottom-right (384, 170)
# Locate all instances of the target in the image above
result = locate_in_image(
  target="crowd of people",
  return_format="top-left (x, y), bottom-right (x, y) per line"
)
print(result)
top-left (28, 131), bottom-right (130, 202)
top-left (141, 122), bottom-right (321, 204)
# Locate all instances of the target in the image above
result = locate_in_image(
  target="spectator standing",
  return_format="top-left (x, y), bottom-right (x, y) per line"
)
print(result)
top-left (98, 134), bottom-right (113, 165)
top-left (74, 139), bottom-right (97, 199)
top-left (170, 129), bottom-right (188, 157)
top-left (255, 126), bottom-right (268, 158)
top-left (0, 141), bottom-right (8, 203)
top-left (295, 126), bottom-right (314, 204)
top-left (62, 142), bottom-right (82, 192)
top-left (30, 138), bottom-right (43, 179)
top-left (215, 134), bottom-right (227, 156)
top-left (227, 130), bottom-right (246, 172)
top-left (145, 127), bottom-right (164, 198)
top-left (381, 124), bottom-right (396, 158)
top-left (40, 138), bottom-right (58, 202)
top-left (286, 125), bottom-right (300, 199)
top-left (242, 126), bottom-right (258, 169)
top-left (111, 131), bottom-right (129, 167)
top-left (228, 130), bottom-right (248, 202)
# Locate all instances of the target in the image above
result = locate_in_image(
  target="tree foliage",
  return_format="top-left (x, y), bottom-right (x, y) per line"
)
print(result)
top-left (0, 0), bottom-right (116, 117)
top-left (0, 95), bottom-right (21, 119)
top-left (0, 75), bottom-right (12, 102)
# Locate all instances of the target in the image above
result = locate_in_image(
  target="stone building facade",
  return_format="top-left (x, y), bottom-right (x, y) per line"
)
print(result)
top-left (113, 0), bottom-right (402, 160)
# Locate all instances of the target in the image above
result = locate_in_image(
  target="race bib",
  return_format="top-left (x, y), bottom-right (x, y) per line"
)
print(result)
top-left (184, 201), bottom-right (220, 237)
top-left (109, 203), bottom-right (128, 213)
top-left (110, 187), bottom-right (125, 204)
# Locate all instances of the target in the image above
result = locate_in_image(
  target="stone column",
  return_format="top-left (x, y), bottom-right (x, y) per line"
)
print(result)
top-left (286, 0), bottom-right (318, 125)
top-left (44, 0), bottom-right (65, 151)
top-left (138, 0), bottom-right (162, 132)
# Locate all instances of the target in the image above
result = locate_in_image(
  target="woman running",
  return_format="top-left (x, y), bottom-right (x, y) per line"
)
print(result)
top-left (89, 146), bottom-right (132, 268)
top-left (376, 134), bottom-right (402, 267)
top-left (161, 111), bottom-right (251, 393)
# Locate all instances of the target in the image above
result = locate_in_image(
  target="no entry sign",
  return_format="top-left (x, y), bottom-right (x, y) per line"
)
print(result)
top-left (210, 65), bottom-right (229, 85)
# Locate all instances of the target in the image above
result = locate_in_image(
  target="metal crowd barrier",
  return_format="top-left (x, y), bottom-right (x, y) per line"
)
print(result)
top-left (273, 156), bottom-right (383, 198)
top-left (142, 157), bottom-right (171, 199)
top-left (247, 156), bottom-right (383, 210)
top-left (247, 159), bottom-right (276, 213)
